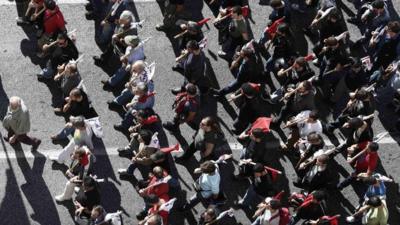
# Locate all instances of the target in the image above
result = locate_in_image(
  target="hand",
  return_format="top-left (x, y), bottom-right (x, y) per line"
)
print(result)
top-left (357, 172), bottom-right (370, 178)
top-left (100, 20), bottom-right (107, 26)
top-left (42, 44), bottom-right (50, 51)
top-left (283, 92), bottom-right (292, 99)
top-left (9, 135), bottom-right (17, 144)
top-left (57, 64), bottom-right (65, 71)
top-left (238, 132), bottom-right (248, 140)
top-left (299, 163), bottom-right (306, 170)
top-left (180, 23), bottom-right (187, 30)
top-left (31, 13), bottom-right (38, 21)
top-left (310, 19), bottom-right (319, 27)
top-left (65, 122), bottom-right (73, 128)
top-left (75, 207), bottom-right (84, 216)
top-left (131, 157), bottom-right (137, 162)
top-left (138, 189), bottom-right (145, 196)
top-left (66, 170), bottom-right (74, 178)
top-left (112, 34), bottom-right (118, 40)
top-left (277, 69), bottom-right (285, 77)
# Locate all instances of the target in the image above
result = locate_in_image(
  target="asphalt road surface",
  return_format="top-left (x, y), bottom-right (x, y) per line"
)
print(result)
top-left (0, 0), bottom-right (400, 224)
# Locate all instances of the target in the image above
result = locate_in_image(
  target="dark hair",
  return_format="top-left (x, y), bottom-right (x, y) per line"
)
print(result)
top-left (200, 161), bottom-right (216, 174)
top-left (309, 111), bottom-right (319, 120)
top-left (138, 129), bottom-right (153, 145)
top-left (372, 0), bottom-right (385, 9)
top-left (202, 116), bottom-right (222, 133)
top-left (325, 37), bottom-right (338, 46)
top-left (83, 176), bottom-right (96, 188)
top-left (251, 128), bottom-right (265, 139)
top-left (350, 57), bottom-right (362, 68)
top-left (57, 32), bottom-right (68, 41)
top-left (355, 88), bottom-right (369, 100)
top-left (295, 57), bottom-right (307, 67)
top-left (241, 83), bottom-right (257, 97)
top-left (232, 5), bottom-right (242, 15)
top-left (44, 0), bottom-right (56, 10)
top-left (301, 80), bottom-right (313, 91)
top-left (277, 23), bottom-right (290, 35)
top-left (187, 40), bottom-right (200, 50)
top-left (388, 21), bottom-right (400, 33)
top-left (316, 154), bottom-right (329, 165)
top-left (74, 147), bottom-right (87, 157)
top-left (186, 83), bottom-right (198, 95)
top-left (204, 206), bottom-right (217, 219)
top-left (368, 142), bottom-right (379, 152)
top-left (307, 132), bottom-right (321, 143)
top-left (366, 196), bottom-right (382, 207)
top-left (92, 205), bottom-right (104, 214)
top-left (270, 0), bottom-right (283, 8)
top-left (146, 194), bottom-right (160, 204)
top-left (269, 199), bottom-right (282, 210)
top-left (312, 190), bottom-right (326, 201)
top-left (70, 88), bottom-right (82, 98)
top-left (348, 117), bottom-right (364, 129)
top-left (253, 163), bottom-right (265, 173)
top-left (328, 8), bottom-right (341, 20)
top-left (70, 116), bottom-right (85, 128)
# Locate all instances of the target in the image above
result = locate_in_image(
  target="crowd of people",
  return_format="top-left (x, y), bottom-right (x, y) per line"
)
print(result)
top-left (5, 0), bottom-right (400, 224)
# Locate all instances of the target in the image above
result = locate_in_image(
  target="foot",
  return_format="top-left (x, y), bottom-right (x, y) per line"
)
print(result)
top-left (117, 168), bottom-right (128, 174)
top-left (107, 100), bottom-right (122, 111)
top-left (3, 136), bottom-right (9, 142)
top-left (155, 24), bottom-right (167, 31)
top-left (16, 17), bottom-right (31, 26)
top-left (171, 87), bottom-right (183, 95)
top-left (136, 210), bottom-right (147, 220)
top-left (93, 56), bottom-right (104, 67)
top-left (55, 195), bottom-right (71, 202)
top-left (85, 11), bottom-right (95, 20)
top-left (114, 124), bottom-right (127, 132)
top-left (171, 65), bottom-right (184, 74)
top-left (347, 17), bottom-right (359, 25)
top-left (31, 139), bottom-right (41, 152)
top-left (217, 50), bottom-right (227, 58)
top-left (233, 200), bottom-right (244, 208)
top-left (162, 121), bottom-right (179, 133)
top-left (101, 80), bottom-right (113, 91)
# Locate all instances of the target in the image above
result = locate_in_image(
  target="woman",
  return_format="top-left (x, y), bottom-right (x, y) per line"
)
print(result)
top-left (176, 117), bottom-right (226, 161)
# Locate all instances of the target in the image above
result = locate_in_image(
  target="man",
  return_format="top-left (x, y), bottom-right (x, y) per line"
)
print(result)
top-left (155, 0), bottom-right (187, 32)
top-left (16, 0), bottom-right (44, 26)
top-left (289, 190), bottom-right (326, 225)
top-left (337, 142), bottom-right (380, 190)
top-left (55, 147), bottom-right (94, 201)
top-left (336, 117), bottom-right (374, 154)
top-left (37, 32), bottom-right (79, 81)
top-left (60, 88), bottom-right (98, 119)
top-left (93, 10), bottom-right (138, 66)
top-left (36, 0), bottom-right (66, 56)
top-left (172, 40), bottom-right (209, 95)
top-left (252, 197), bottom-right (290, 225)
top-left (3, 96), bottom-right (41, 151)
top-left (73, 176), bottom-right (101, 225)
top-left (235, 163), bottom-right (276, 210)
top-left (163, 83), bottom-right (199, 133)
top-left (177, 20), bottom-right (204, 51)
top-left (54, 61), bottom-right (82, 102)
top-left (277, 56), bottom-right (315, 88)
top-left (102, 36), bottom-right (145, 91)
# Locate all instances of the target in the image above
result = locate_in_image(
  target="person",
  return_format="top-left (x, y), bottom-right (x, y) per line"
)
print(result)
top-left (176, 116), bottom-right (226, 161)
top-left (292, 132), bottom-right (325, 167)
top-left (37, 32), bottom-right (79, 81)
top-left (335, 117), bottom-right (374, 154)
top-left (55, 147), bottom-right (94, 202)
top-left (93, 10), bottom-right (138, 66)
top-left (346, 196), bottom-right (388, 225)
top-left (289, 190), bottom-right (327, 225)
top-left (16, 0), bottom-right (44, 26)
top-left (54, 61), bottom-right (82, 103)
top-left (172, 40), bottom-right (209, 95)
top-left (252, 197), bottom-right (290, 225)
top-left (155, 0), bottom-right (188, 32)
top-left (74, 176), bottom-right (101, 225)
top-left (101, 36), bottom-right (146, 91)
top-left (2, 96), bottom-right (41, 151)
top-left (361, 173), bottom-right (393, 202)
top-left (176, 20), bottom-right (204, 51)
top-left (276, 56), bottom-right (315, 88)
top-left (138, 194), bottom-right (169, 225)
top-left (59, 88), bottom-right (98, 119)
top-left (163, 83), bottom-right (199, 133)
top-left (50, 116), bottom-right (94, 165)
top-left (235, 163), bottom-right (276, 210)
top-left (36, 0), bottom-right (66, 57)
top-left (337, 141), bottom-right (379, 190)
top-left (90, 205), bottom-right (107, 225)
top-left (180, 161), bottom-right (221, 210)
top-left (198, 206), bottom-right (218, 225)
top-left (117, 129), bottom-right (158, 177)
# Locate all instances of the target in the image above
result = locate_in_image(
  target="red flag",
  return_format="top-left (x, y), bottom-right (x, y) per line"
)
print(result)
top-left (138, 92), bottom-right (156, 103)
top-left (249, 117), bottom-right (272, 134)
top-left (249, 83), bottom-right (261, 92)
top-left (273, 191), bottom-right (285, 200)
top-left (241, 5), bottom-right (249, 17)
top-left (299, 195), bottom-right (314, 209)
top-left (197, 18), bottom-right (211, 26)
top-left (142, 115), bottom-right (158, 125)
top-left (321, 215), bottom-right (339, 225)
top-left (264, 166), bottom-right (281, 182)
top-left (303, 53), bottom-right (315, 62)
top-left (161, 144), bottom-right (180, 153)
top-left (264, 17), bottom-right (285, 35)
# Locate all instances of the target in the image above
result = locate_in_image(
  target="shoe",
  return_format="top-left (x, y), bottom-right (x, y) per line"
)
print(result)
top-left (84, 3), bottom-right (93, 11)
top-left (74, 186), bottom-right (80, 193)
top-left (16, 17), bottom-right (31, 26)
top-left (3, 136), bottom-right (9, 142)
top-left (85, 11), bottom-right (95, 20)
top-left (155, 24), bottom-right (167, 31)
top-left (217, 50), bottom-right (227, 58)
top-left (117, 168), bottom-right (128, 174)
top-left (114, 124), bottom-right (127, 132)
top-left (107, 100), bottom-right (122, 111)
top-left (136, 210), bottom-right (147, 220)
top-left (171, 87), bottom-right (183, 95)
top-left (178, 204), bottom-right (190, 212)
top-left (347, 17), bottom-right (359, 25)
top-left (233, 200), bottom-right (244, 208)
top-left (31, 139), bottom-right (41, 152)
top-left (171, 65), bottom-right (184, 74)
top-left (162, 121), bottom-right (179, 133)
top-left (55, 195), bottom-right (71, 202)
top-left (101, 80), bottom-right (113, 91)
top-left (117, 147), bottom-right (129, 153)
top-left (93, 56), bottom-right (104, 67)
top-left (230, 128), bottom-right (241, 135)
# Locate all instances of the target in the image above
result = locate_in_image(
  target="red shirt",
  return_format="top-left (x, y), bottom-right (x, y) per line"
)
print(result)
top-left (145, 175), bottom-right (170, 202)
top-left (43, 7), bottom-right (65, 35)
top-left (148, 207), bottom-right (169, 225)
top-left (355, 151), bottom-right (378, 173)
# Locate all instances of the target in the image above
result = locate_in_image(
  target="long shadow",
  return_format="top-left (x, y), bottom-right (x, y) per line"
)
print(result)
top-left (0, 76), bottom-right (9, 121)
top-left (0, 132), bottom-right (31, 225)
top-left (13, 146), bottom-right (62, 225)
top-left (92, 137), bottom-right (120, 184)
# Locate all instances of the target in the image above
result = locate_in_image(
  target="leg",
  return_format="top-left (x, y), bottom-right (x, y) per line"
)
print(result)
top-left (56, 180), bottom-right (76, 200)
top-left (337, 173), bottom-right (357, 190)
top-left (109, 67), bottom-right (129, 87)
top-left (178, 141), bottom-right (196, 160)
top-left (182, 192), bottom-right (202, 210)
top-left (114, 89), bottom-right (134, 105)
top-left (54, 126), bottom-right (75, 140)
top-left (16, 133), bottom-right (40, 146)
top-left (218, 79), bottom-right (241, 96)
top-left (126, 162), bottom-right (137, 175)
top-left (239, 185), bottom-right (258, 209)
top-left (57, 140), bottom-right (76, 164)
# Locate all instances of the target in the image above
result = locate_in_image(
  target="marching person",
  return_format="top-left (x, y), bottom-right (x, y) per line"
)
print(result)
top-left (16, 0), bottom-right (45, 26)
top-left (155, 0), bottom-right (188, 32)
top-left (289, 190), bottom-right (327, 225)
top-left (252, 197), bottom-right (290, 225)
top-left (346, 196), bottom-right (388, 225)
top-left (2, 96), bottom-right (41, 151)
top-left (73, 176), bottom-right (101, 225)
top-left (54, 61), bottom-right (82, 104)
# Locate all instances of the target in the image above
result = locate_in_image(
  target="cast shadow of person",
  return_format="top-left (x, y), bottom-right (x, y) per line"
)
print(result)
top-left (0, 76), bottom-right (9, 121)
top-left (12, 145), bottom-right (62, 225)
top-left (0, 132), bottom-right (31, 225)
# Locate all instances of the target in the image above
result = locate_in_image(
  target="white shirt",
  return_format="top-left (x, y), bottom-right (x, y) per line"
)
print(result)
top-left (298, 120), bottom-right (323, 138)
top-left (199, 168), bottom-right (220, 198)
top-left (260, 209), bottom-right (280, 225)
top-left (125, 45), bottom-right (145, 64)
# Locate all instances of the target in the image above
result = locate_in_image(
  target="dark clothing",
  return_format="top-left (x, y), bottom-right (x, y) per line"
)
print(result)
top-left (268, 4), bottom-right (291, 25)
top-left (65, 91), bottom-right (98, 119)
top-left (372, 33), bottom-right (400, 71)
top-left (75, 188), bottom-right (101, 218)
top-left (272, 34), bottom-right (297, 60)
top-left (184, 52), bottom-right (208, 88)
top-left (49, 40), bottom-right (79, 70)
top-left (252, 174), bottom-right (275, 197)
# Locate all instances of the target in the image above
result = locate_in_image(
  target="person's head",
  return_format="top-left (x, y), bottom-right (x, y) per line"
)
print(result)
top-left (240, 45), bottom-right (254, 58)
top-left (146, 214), bottom-right (163, 225)
top-left (200, 161), bottom-right (216, 174)
top-left (185, 83), bottom-right (198, 97)
top-left (270, 0), bottom-right (284, 9)
top-left (293, 57), bottom-right (307, 71)
top-left (69, 88), bottom-right (83, 101)
top-left (311, 190), bottom-right (326, 203)
top-left (298, 80), bottom-right (312, 96)
top-left (350, 57), bottom-right (363, 73)
top-left (231, 6), bottom-right (243, 19)
top-left (134, 82), bottom-right (148, 96)
top-left (119, 10), bottom-right (133, 25)
top-left (57, 33), bottom-right (69, 48)
top-left (44, 0), bottom-right (56, 11)
top-left (202, 207), bottom-right (217, 222)
top-left (315, 154), bottom-right (329, 167)
top-left (268, 199), bottom-right (282, 212)
top-left (187, 40), bottom-right (200, 52)
top-left (253, 163), bottom-right (266, 177)
top-left (241, 83), bottom-right (257, 98)
top-left (307, 111), bottom-right (319, 123)
top-left (152, 166), bottom-right (164, 179)
top-left (124, 35), bottom-right (140, 48)
top-left (131, 60), bottom-right (146, 75)
top-left (200, 116), bottom-right (221, 133)
top-left (9, 96), bottom-right (22, 112)
top-left (327, 8), bottom-right (341, 22)
top-left (367, 142), bottom-right (379, 153)
top-left (70, 116), bottom-right (85, 129)
top-left (187, 21), bottom-right (200, 34)
top-left (90, 205), bottom-right (104, 220)
top-left (250, 128), bottom-right (265, 142)
top-left (372, 0), bottom-right (385, 14)
top-left (276, 23), bottom-right (290, 37)
top-left (366, 196), bottom-right (383, 207)
top-left (307, 132), bottom-right (322, 145)
top-left (387, 21), bottom-right (400, 38)
top-left (354, 88), bottom-right (369, 101)
top-left (82, 176), bottom-right (97, 192)
top-left (65, 62), bottom-right (78, 75)
top-left (362, 176), bottom-right (379, 186)
top-left (72, 147), bottom-right (86, 160)
top-left (146, 194), bottom-right (160, 206)
top-left (324, 37), bottom-right (339, 49)
top-left (347, 117), bottom-right (364, 129)
top-left (138, 129), bottom-right (153, 145)
top-left (135, 109), bottom-right (150, 123)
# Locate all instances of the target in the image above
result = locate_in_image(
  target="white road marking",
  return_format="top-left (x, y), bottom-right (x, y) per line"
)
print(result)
top-left (0, 136), bottom-right (398, 159)
top-left (0, 0), bottom-right (155, 5)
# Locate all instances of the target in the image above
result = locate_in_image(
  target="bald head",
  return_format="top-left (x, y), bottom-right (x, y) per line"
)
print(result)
top-left (9, 96), bottom-right (21, 111)
top-left (131, 60), bottom-right (146, 74)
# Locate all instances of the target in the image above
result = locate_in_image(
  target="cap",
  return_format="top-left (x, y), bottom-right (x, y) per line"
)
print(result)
top-left (120, 10), bottom-right (133, 22)
top-left (124, 35), bottom-right (140, 47)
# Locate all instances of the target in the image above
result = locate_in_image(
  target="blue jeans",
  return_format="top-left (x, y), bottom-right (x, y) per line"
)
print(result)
top-left (127, 162), bottom-right (137, 174)
top-left (55, 126), bottom-right (75, 140)
top-left (39, 66), bottom-right (55, 79)
top-left (114, 89), bottom-right (134, 105)
top-left (109, 67), bottom-right (128, 87)
top-left (240, 185), bottom-right (264, 210)
top-left (121, 108), bottom-right (135, 129)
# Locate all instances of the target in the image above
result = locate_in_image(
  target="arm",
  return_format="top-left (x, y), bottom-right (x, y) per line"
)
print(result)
top-left (185, 111), bottom-right (196, 123)
top-left (202, 142), bottom-right (215, 158)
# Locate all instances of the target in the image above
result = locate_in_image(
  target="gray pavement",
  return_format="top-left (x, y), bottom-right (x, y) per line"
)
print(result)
top-left (0, 0), bottom-right (400, 224)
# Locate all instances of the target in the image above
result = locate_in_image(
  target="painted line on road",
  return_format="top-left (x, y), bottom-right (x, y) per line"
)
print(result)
top-left (0, 136), bottom-right (398, 159)
top-left (0, 0), bottom-right (155, 5)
